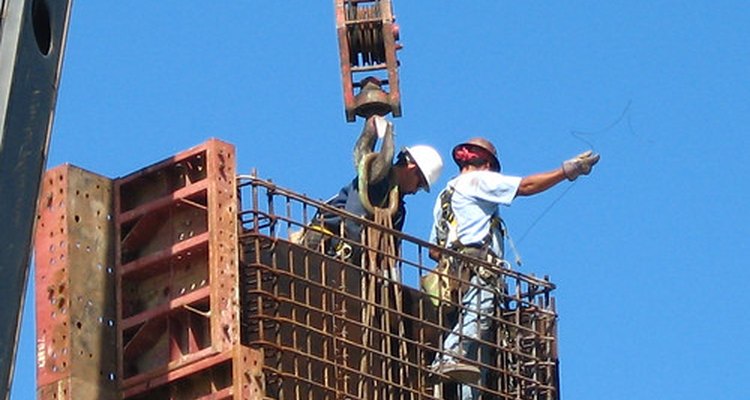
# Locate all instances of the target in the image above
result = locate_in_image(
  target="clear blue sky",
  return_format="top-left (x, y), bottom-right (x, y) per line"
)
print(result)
top-left (13, 2), bottom-right (750, 399)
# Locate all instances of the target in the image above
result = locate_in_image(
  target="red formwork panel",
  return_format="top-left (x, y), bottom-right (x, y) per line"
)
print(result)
top-left (34, 165), bottom-right (118, 400)
top-left (113, 139), bottom-right (259, 398)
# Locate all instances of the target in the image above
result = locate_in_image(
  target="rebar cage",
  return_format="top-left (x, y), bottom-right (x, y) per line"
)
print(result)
top-left (238, 176), bottom-right (560, 400)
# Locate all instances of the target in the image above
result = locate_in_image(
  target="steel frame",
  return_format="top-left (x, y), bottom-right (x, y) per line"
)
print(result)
top-left (114, 139), bottom-right (261, 399)
top-left (35, 140), bottom-right (265, 399)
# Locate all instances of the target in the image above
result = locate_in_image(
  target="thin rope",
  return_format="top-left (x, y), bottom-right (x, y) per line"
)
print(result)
top-left (516, 180), bottom-right (578, 246)
top-left (571, 99), bottom-right (633, 151)
top-left (514, 101), bottom-right (634, 250)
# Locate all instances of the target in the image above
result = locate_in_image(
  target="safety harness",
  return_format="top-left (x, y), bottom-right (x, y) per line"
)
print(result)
top-left (421, 185), bottom-right (509, 306)
top-left (434, 186), bottom-right (505, 254)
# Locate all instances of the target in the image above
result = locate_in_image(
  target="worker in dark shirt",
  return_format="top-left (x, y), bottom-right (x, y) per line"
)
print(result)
top-left (301, 115), bottom-right (443, 264)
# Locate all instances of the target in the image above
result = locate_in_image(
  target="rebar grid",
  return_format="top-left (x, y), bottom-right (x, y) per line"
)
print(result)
top-left (237, 176), bottom-right (559, 400)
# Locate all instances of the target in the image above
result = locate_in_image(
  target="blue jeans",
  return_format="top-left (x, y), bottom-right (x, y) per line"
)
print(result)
top-left (435, 273), bottom-right (498, 399)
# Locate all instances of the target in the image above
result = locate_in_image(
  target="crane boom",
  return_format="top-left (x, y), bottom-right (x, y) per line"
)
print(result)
top-left (0, 0), bottom-right (72, 397)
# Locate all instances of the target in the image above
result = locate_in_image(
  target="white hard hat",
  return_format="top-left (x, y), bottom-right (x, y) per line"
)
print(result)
top-left (404, 145), bottom-right (443, 192)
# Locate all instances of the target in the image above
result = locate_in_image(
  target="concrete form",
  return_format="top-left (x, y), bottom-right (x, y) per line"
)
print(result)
top-left (36, 140), bottom-right (264, 399)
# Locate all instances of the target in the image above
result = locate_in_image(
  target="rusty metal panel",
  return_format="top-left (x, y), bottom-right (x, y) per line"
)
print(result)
top-left (233, 346), bottom-right (265, 400)
top-left (114, 139), bottom-right (251, 399)
top-left (204, 140), bottom-right (240, 354)
top-left (0, 0), bottom-right (72, 396)
top-left (34, 165), bottom-right (118, 400)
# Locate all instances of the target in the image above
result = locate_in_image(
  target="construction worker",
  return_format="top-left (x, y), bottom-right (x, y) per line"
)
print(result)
top-left (300, 116), bottom-right (443, 264)
top-left (428, 137), bottom-right (599, 395)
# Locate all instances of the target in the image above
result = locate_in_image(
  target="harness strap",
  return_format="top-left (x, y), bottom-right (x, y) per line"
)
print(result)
top-left (436, 185), bottom-right (505, 252)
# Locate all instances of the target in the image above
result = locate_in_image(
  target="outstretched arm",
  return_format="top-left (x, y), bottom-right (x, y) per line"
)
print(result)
top-left (517, 169), bottom-right (566, 196)
top-left (517, 150), bottom-right (601, 196)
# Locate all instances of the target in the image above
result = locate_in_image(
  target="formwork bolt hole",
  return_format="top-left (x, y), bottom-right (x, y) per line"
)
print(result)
top-left (76, 321), bottom-right (82, 329)
top-left (74, 215), bottom-right (80, 223)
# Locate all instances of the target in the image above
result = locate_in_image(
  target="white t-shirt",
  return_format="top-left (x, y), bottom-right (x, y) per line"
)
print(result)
top-left (429, 170), bottom-right (522, 257)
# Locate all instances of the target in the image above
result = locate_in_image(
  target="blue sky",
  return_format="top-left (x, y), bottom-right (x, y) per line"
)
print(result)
top-left (13, 2), bottom-right (750, 399)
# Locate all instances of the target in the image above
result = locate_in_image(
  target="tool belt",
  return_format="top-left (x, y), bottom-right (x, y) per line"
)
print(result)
top-left (296, 224), bottom-right (354, 261)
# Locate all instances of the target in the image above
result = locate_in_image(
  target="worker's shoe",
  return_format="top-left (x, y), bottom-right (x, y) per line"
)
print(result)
top-left (429, 361), bottom-right (481, 385)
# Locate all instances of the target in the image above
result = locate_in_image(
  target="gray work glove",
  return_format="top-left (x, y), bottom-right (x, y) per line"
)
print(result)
top-left (562, 150), bottom-right (600, 181)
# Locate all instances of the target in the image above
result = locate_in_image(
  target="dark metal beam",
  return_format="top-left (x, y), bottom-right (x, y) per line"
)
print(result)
top-left (0, 0), bottom-right (72, 397)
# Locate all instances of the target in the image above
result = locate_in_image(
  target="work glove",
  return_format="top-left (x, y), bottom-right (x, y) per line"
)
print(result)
top-left (372, 115), bottom-right (389, 139)
top-left (562, 150), bottom-right (600, 181)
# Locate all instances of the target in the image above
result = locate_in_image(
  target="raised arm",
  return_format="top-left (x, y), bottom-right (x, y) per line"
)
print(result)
top-left (353, 116), bottom-right (395, 185)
